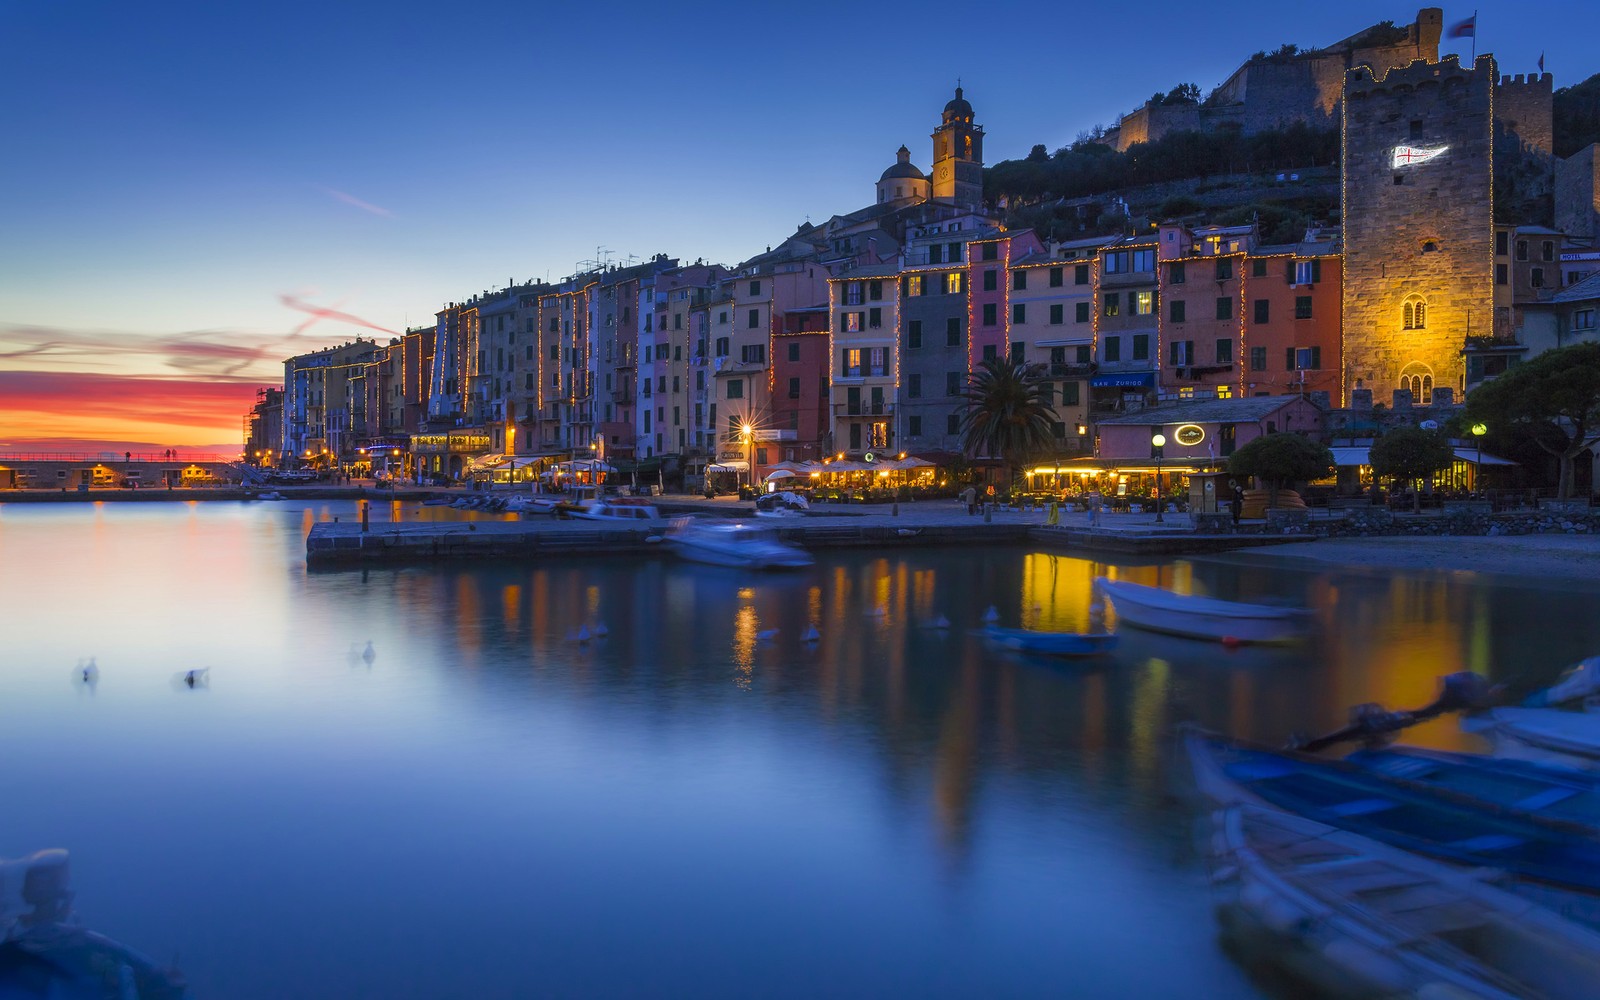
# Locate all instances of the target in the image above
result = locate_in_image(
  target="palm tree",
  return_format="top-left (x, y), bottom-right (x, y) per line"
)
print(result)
top-left (958, 357), bottom-right (1059, 491)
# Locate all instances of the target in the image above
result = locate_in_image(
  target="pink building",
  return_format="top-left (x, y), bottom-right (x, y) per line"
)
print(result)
top-left (1093, 395), bottom-right (1324, 468)
top-left (963, 230), bottom-right (1045, 368)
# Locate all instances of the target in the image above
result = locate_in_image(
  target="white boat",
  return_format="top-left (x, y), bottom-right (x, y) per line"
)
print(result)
top-left (755, 491), bottom-right (810, 518)
top-left (665, 519), bottom-right (813, 569)
top-left (1095, 577), bottom-right (1308, 644)
top-left (568, 498), bottom-right (661, 522)
top-left (1478, 707), bottom-right (1600, 771)
top-left (1207, 803), bottom-right (1600, 1000)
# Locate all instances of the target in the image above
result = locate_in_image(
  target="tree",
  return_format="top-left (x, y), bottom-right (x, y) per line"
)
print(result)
top-left (1226, 433), bottom-right (1334, 508)
top-left (958, 358), bottom-right (1058, 491)
top-left (1369, 426), bottom-right (1456, 512)
top-left (1462, 341), bottom-right (1600, 498)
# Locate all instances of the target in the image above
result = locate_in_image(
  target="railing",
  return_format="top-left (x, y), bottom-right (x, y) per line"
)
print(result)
top-left (1048, 363), bottom-right (1097, 378)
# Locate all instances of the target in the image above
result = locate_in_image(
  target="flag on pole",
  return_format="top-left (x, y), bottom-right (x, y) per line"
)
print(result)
top-left (1448, 15), bottom-right (1476, 37)
top-left (1538, 52), bottom-right (1546, 73)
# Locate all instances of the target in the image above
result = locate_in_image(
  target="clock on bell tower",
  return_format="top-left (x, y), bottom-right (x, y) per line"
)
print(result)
top-left (931, 86), bottom-right (984, 207)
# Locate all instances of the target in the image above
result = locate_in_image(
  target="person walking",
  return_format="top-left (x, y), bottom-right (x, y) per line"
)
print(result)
top-left (962, 484), bottom-right (977, 516)
top-left (1231, 483), bottom-right (1244, 526)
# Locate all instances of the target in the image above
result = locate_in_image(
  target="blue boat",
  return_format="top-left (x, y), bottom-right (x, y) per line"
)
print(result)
top-left (1342, 745), bottom-right (1600, 834)
top-left (1186, 733), bottom-right (1600, 895)
top-left (983, 627), bottom-right (1119, 657)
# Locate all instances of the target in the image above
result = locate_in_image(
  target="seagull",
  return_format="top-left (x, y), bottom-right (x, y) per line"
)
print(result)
top-left (593, 622), bottom-right (610, 638)
top-left (982, 606), bottom-right (1000, 624)
top-left (800, 625), bottom-right (821, 643)
top-left (362, 641), bottom-right (376, 664)
top-left (756, 628), bottom-right (780, 643)
top-left (182, 668), bottom-right (209, 688)
top-left (575, 625), bottom-right (591, 643)
top-left (932, 615), bottom-right (951, 630)
top-left (896, 528), bottom-right (920, 537)
top-left (77, 658), bottom-right (100, 684)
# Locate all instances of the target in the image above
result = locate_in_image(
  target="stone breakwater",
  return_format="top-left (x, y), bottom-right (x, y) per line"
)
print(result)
top-left (1325, 508), bottom-right (1600, 537)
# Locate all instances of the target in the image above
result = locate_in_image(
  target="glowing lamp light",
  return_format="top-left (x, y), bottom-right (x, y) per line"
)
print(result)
top-left (1471, 423), bottom-right (1487, 437)
top-left (1151, 433), bottom-right (1166, 448)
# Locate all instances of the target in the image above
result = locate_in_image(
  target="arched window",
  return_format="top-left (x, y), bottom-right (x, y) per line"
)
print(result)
top-left (1402, 296), bottom-right (1428, 330)
top-left (1400, 363), bottom-right (1434, 403)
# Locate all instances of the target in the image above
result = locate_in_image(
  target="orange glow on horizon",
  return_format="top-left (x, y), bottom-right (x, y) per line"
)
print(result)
top-left (0, 371), bottom-right (262, 450)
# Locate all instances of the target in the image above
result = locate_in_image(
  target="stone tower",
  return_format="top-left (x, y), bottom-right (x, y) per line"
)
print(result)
top-left (931, 87), bottom-right (984, 207)
top-left (1341, 54), bottom-right (1495, 405)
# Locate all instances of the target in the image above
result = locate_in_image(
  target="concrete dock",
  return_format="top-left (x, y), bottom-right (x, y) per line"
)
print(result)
top-left (305, 503), bottom-right (1302, 568)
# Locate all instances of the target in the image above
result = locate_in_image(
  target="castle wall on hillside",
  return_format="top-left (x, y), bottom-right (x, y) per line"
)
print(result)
top-left (1105, 7), bottom-right (1442, 151)
top-left (1341, 54), bottom-right (1496, 405)
top-left (1556, 144), bottom-right (1600, 239)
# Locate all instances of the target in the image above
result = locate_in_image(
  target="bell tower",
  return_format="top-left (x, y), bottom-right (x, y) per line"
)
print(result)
top-left (931, 86), bottom-right (984, 207)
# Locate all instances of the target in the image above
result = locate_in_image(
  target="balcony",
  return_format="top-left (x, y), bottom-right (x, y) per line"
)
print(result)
top-left (1048, 362), bottom-right (1097, 378)
top-left (832, 400), bottom-right (895, 417)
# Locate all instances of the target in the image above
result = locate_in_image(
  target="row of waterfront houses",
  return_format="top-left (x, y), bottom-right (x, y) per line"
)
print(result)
top-left (247, 53), bottom-right (1600, 488)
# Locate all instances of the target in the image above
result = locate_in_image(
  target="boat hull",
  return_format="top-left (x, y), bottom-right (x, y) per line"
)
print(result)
top-left (1483, 708), bottom-right (1600, 772)
top-left (1097, 578), bottom-right (1306, 644)
top-left (984, 627), bottom-right (1119, 657)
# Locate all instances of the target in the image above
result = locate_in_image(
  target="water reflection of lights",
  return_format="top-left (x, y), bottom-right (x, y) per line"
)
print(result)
top-left (732, 605), bottom-right (758, 689)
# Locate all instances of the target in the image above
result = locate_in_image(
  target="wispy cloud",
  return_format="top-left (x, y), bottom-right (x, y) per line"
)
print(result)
top-left (278, 294), bottom-right (400, 339)
top-left (315, 185), bottom-right (394, 218)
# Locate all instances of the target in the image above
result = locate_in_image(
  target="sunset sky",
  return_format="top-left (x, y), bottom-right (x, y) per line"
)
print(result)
top-left (0, 1), bottom-right (1576, 452)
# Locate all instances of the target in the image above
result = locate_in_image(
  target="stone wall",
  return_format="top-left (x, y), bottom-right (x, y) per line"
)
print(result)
top-left (1556, 144), bottom-right (1600, 239)
top-left (1341, 55), bottom-right (1496, 405)
top-left (1325, 508), bottom-right (1600, 536)
top-left (1495, 73), bottom-right (1555, 158)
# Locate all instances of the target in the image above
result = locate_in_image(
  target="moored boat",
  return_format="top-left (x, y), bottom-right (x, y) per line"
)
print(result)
top-left (983, 627), bottom-right (1119, 657)
top-left (1207, 803), bottom-right (1600, 999)
top-left (664, 519), bottom-right (813, 569)
top-left (1, 849), bottom-right (189, 999)
top-left (1477, 707), bottom-right (1600, 772)
top-left (754, 491), bottom-right (810, 518)
top-left (568, 498), bottom-right (661, 522)
top-left (1342, 744), bottom-right (1600, 833)
top-left (1095, 578), bottom-right (1309, 644)
top-left (1186, 731), bottom-right (1600, 893)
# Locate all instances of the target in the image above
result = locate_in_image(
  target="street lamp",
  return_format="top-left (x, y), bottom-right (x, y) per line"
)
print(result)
top-left (741, 423), bottom-right (754, 494)
top-left (1471, 422), bottom-right (1487, 496)
top-left (1151, 432), bottom-right (1166, 524)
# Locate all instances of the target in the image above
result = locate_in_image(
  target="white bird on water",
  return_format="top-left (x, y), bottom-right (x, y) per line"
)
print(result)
top-left (867, 606), bottom-right (887, 618)
top-left (982, 606), bottom-right (1000, 624)
top-left (77, 658), bottom-right (100, 684)
top-left (182, 668), bottom-right (210, 688)
top-left (574, 625), bottom-right (591, 644)
top-left (756, 628), bottom-right (780, 643)
top-left (932, 615), bottom-right (951, 630)
top-left (800, 625), bottom-right (821, 643)
top-left (593, 622), bottom-right (610, 638)
top-left (362, 641), bottom-right (376, 664)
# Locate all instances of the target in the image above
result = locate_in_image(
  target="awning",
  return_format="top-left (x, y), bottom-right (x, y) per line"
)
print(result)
top-left (464, 453), bottom-right (508, 473)
top-left (1331, 446), bottom-right (1371, 467)
top-left (1091, 372), bottom-right (1156, 388)
top-left (765, 469), bottom-right (800, 481)
top-left (1454, 448), bottom-right (1515, 466)
top-left (707, 461), bottom-right (748, 473)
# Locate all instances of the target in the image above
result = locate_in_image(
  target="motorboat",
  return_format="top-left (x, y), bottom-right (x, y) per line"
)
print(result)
top-left (983, 627), bottom-right (1119, 657)
top-left (754, 491), bottom-right (810, 518)
top-left (664, 519), bottom-right (813, 569)
top-left (1523, 655), bottom-right (1600, 708)
top-left (1476, 707), bottom-right (1600, 772)
top-left (1186, 732), bottom-right (1600, 894)
top-left (568, 498), bottom-right (661, 522)
top-left (254, 491), bottom-right (285, 501)
top-left (1, 848), bottom-right (190, 998)
top-left (1206, 803), bottom-right (1600, 1000)
top-left (1095, 578), bottom-right (1309, 644)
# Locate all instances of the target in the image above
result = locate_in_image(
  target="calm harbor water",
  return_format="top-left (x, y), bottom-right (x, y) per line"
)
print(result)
top-left (3, 500), bottom-right (1599, 999)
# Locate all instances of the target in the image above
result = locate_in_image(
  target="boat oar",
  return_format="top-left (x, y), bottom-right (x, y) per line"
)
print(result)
top-left (1295, 672), bottom-right (1497, 753)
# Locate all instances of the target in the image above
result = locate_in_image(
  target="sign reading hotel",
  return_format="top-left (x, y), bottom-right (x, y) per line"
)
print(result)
top-left (1391, 145), bottom-right (1448, 170)
top-left (1174, 424), bottom-right (1206, 446)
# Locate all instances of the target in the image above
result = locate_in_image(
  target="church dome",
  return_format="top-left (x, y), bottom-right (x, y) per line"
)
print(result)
top-left (943, 86), bottom-right (973, 121)
top-left (879, 145), bottom-right (925, 181)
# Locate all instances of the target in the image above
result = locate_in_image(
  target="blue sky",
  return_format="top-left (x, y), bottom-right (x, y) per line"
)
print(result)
top-left (0, 0), bottom-right (1587, 385)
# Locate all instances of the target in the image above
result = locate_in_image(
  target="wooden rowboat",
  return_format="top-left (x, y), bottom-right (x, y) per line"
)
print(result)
top-left (1207, 803), bottom-right (1600, 999)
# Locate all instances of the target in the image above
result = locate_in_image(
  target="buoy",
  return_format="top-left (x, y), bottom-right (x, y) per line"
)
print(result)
top-left (982, 606), bottom-right (1000, 624)
top-left (801, 625), bottom-right (820, 643)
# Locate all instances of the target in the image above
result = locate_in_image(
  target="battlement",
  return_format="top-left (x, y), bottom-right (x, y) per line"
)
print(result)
top-left (1498, 72), bottom-right (1553, 89)
top-left (1346, 53), bottom-right (1496, 96)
